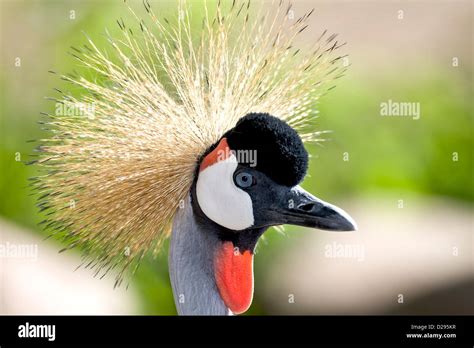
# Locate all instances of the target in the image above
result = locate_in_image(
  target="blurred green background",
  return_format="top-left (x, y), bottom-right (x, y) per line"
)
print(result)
top-left (0, 0), bottom-right (472, 315)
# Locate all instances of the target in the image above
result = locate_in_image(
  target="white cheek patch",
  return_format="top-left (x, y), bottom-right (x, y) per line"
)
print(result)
top-left (196, 154), bottom-right (254, 230)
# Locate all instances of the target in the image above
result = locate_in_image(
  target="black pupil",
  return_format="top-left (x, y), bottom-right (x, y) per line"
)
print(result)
top-left (242, 176), bottom-right (248, 182)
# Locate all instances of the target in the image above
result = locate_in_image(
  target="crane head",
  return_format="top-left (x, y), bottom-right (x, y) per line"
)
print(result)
top-left (34, 0), bottom-right (353, 312)
top-left (192, 112), bottom-right (357, 314)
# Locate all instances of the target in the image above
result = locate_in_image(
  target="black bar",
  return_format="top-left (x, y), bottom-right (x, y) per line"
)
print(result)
top-left (0, 315), bottom-right (472, 346)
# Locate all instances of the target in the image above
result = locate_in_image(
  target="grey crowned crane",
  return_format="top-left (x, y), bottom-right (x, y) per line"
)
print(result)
top-left (33, 0), bottom-right (356, 315)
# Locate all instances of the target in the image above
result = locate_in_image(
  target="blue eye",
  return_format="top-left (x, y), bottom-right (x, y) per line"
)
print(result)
top-left (235, 172), bottom-right (254, 188)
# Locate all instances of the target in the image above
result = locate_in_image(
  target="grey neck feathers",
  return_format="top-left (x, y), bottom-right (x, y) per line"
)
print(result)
top-left (168, 195), bottom-right (230, 315)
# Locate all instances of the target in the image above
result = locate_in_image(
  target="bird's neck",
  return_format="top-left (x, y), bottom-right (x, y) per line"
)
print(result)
top-left (168, 195), bottom-right (230, 315)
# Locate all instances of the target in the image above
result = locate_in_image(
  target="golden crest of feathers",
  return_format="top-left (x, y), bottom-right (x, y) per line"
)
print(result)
top-left (32, 0), bottom-right (347, 284)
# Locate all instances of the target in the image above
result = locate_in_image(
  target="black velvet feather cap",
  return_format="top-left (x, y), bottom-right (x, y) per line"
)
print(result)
top-left (224, 112), bottom-right (308, 187)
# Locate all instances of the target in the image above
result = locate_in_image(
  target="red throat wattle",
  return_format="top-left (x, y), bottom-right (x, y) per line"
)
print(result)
top-left (214, 241), bottom-right (254, 314)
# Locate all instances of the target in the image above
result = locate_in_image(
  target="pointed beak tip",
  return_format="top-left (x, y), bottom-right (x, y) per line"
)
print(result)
top-left (327, 204), bottom-right (357, 232)
top-left (346, 217), bottom-right (358, 232)
top-left (342, 213), bottom-right (357, 232)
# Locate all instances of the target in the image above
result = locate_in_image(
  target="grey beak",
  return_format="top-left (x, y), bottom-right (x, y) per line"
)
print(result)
top-left (276, 185), bottom-right (357, 231)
